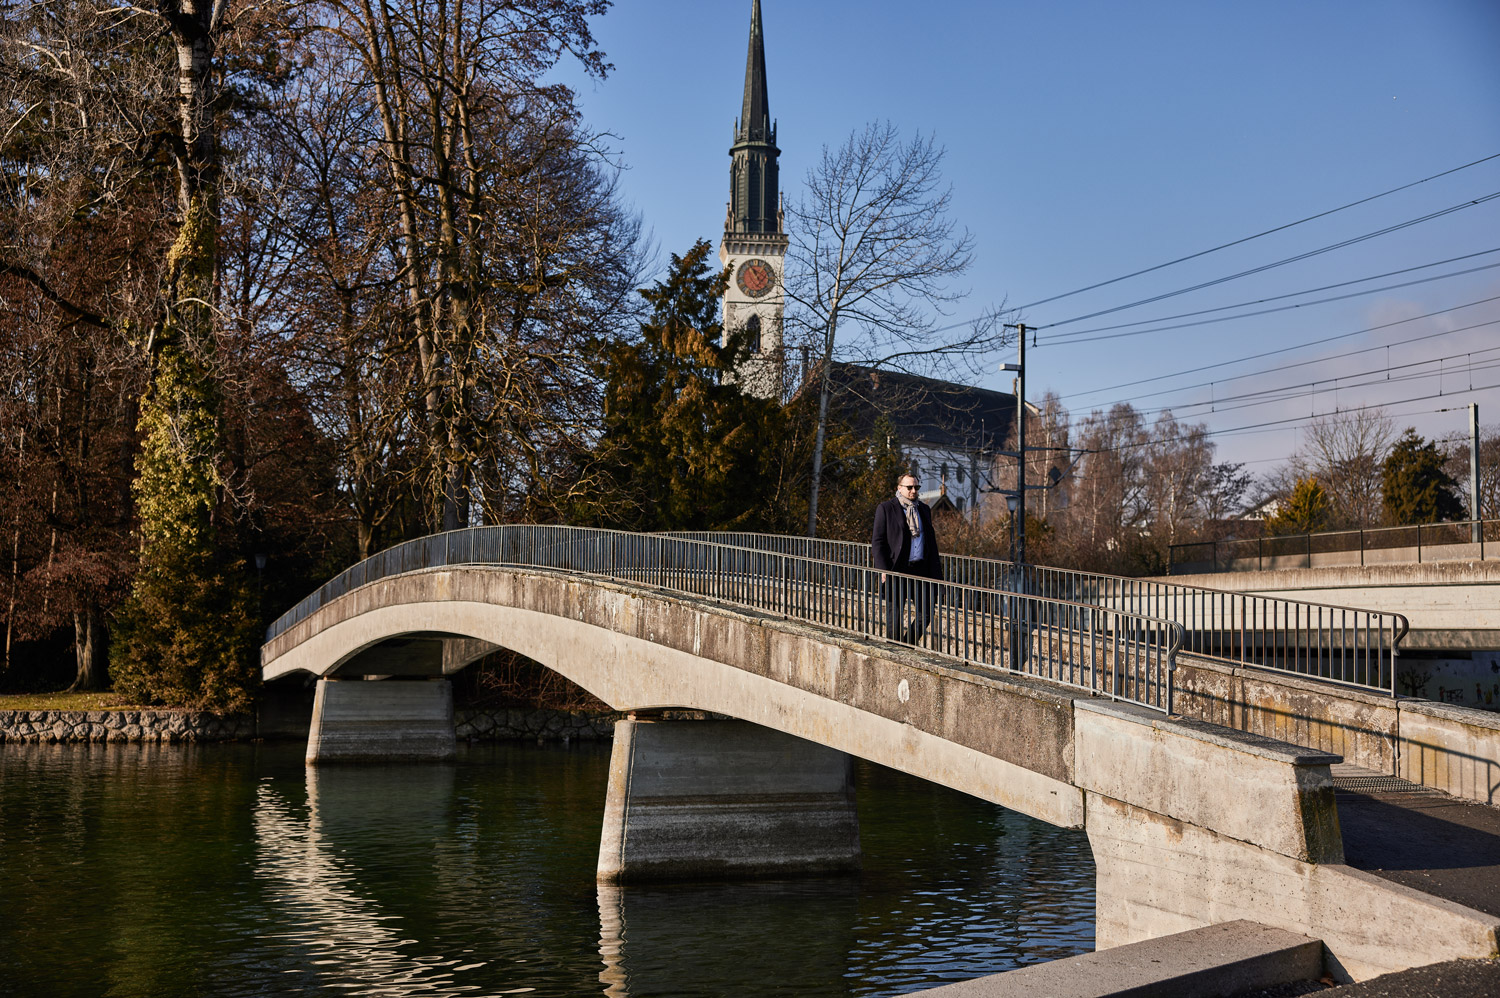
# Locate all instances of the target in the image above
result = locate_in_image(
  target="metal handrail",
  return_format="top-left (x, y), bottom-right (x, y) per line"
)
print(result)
top-left (265, 525), bottom-right (1184, 714)
top-left (1168, 517), bottom-right (1499, 574)
top-left (661, 531), bottom-right (1408, 695)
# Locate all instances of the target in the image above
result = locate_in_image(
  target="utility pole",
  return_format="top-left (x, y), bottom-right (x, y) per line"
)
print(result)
top-left (1471, 403), bottom-right (1482, 543)
top-left (1000, 323), bottom-right (1027, 565)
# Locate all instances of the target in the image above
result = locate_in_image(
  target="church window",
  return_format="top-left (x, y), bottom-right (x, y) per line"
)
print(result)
top-left (957, 465), bottom-right (965, 485)
top-left (746, 314), bottom-right (762, 354)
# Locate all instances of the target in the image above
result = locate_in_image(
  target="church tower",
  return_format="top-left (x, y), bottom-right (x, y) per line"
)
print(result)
top-left (720, 0), bottom-right (787, 400)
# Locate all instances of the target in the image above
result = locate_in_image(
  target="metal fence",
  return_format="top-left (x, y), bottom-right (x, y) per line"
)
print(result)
top-left (265, 525), bottom-right (1183, 713)
top-left (1168, 518), bottom-right (1500, 574)
top-left (663, 531), bottom-right (1407, 695)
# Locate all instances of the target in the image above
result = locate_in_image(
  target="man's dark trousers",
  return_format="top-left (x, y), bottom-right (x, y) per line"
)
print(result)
top-left (883, 573), bottom-right (937, 645)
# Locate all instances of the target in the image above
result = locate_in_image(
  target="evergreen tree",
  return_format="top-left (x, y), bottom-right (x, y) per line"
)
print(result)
top-left (1265, 478), bottom-right (1332, 536)
top-left (588, 241), bottom-right (787, 531)
top-left (1382, 428), bottom-right (1464, 525)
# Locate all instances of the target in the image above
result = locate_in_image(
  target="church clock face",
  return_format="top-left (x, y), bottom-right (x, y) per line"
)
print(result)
top-left (736, 258), bottom-right (776, 298)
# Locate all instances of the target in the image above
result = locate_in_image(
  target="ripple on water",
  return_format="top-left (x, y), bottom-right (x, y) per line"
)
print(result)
top-left (1, 742), bottom-right (1093, 997)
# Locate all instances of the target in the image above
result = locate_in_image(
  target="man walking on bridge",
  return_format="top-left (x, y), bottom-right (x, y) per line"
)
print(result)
top-left (872, 473), bottom-right (944, 645)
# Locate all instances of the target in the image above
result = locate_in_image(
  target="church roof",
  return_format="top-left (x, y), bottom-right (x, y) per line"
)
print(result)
top-left (738, 0), bottom-right (772, 145)
top-left (822, 363), bottom-right (1020, 453)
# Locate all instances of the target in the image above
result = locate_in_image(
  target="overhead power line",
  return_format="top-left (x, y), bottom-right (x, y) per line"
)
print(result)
top-left (1042, 247), bottom-right (1500, 340)
top-left (1016, 151), bottom-right (1500, 312)
top-left (1133, 349), bottom-right (1500, 419)
top-left (1037, 191), bottom-right (1500, 330)
top-left (1061, 294), bottom-right (1500, 402)
top-left (1089, 317), bottom-right (1500, 409)
top-left (1073, 382), bottom-right (1500, 458)
top-left (1040, 259), bottom-right (1500, 346)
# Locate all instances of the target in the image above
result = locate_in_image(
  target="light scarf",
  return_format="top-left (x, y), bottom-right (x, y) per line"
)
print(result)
top-left (898, 496), bottom-right (921, 537)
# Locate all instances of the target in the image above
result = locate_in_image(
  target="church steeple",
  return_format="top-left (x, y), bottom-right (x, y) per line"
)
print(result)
top-left (720, 0), bottom-right (787, 401)
top-left (728, 0), bottom-right (780, 235)
top-left (739, 0), bottom-right (771, 145)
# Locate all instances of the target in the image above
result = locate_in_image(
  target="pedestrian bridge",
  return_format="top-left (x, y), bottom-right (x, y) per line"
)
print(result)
top-left (261, 526), bottom-right (1498, 982)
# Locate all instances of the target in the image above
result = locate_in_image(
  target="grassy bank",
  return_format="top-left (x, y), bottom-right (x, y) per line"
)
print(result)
top-left (0, 692), bottom-right (141, 711)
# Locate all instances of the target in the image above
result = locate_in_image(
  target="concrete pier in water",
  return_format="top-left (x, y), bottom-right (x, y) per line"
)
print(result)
top-left (596, 718), bottom-right (860, 882)
top-left (305, 678), bottom-right (456, 763)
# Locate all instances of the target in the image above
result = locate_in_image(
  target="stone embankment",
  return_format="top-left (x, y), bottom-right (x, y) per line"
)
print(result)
top-left (455, 707), bottom-right (619, 742)
top-left (0, 709), bottom-right (256, 743)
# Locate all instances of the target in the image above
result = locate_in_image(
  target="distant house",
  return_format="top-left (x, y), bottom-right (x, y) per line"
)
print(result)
top-left (816, 362), bottom-right (1034, 516)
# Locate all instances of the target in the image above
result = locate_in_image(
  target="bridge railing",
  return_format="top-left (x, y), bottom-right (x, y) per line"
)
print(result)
top-left (1168, 518), bottom-right (1500, 575)
top-left (660, 531), bottom-right (1408, 695)
top-left (266, 525), bottom-right (1184, 714)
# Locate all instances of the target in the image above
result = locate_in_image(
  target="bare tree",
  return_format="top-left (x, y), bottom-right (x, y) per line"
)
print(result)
top-left (1274, 409), bottom-right (1394, 528)
top-left (784, 121), bottom-right (996, 536)
top-left (300, 0), bottom-right (639, 532)
top-left (1143, 411), bottom-right (1213, 550)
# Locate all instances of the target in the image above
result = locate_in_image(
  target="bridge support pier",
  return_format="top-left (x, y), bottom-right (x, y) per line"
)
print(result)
top-left (305, 678), bottom-right (456, 764)
top-left (596, 718), bottom-right (860, 882)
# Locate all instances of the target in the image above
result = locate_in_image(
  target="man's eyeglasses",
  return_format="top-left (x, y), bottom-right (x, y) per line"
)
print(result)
top-left (899, 483), bottom-right (920, 490)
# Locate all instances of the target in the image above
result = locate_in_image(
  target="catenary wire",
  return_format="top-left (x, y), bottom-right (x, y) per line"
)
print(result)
top-left (1060, 294), bottom-right (1500, 401)
top-left (1015, 152), bottom-right (1500, 312)
top-left (1040, 260), bottom-right (1500, 346)
top-left (1041, 247), bottom-right (1500, 339)
top-left (1067, 383), bottom-right (1500, 458)
top-left (1093, 318), bottom-right (1500, 409)
top-left (1131, 352), bottom-right (1500, 419)
top-left (1035, 191), bottom-right (1500, 330)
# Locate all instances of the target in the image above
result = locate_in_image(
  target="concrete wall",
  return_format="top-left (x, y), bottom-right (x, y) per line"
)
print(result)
top-left (1174, 656), bottom-right (1398, 774)
top-left (1173, 652), bottom-right (1500, 807)
top-left (1177, 540), bottom-right (1498, 577)
top-left (1398, 699), bottom-right (1500, 805)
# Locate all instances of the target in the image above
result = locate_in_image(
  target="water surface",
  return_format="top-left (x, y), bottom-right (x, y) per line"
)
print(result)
top-left (0, 741), bottom-right (1094, 996)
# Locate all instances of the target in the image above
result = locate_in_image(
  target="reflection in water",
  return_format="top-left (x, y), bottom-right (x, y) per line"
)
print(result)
top-left (1, 742), bottom-right (1094, 997)
top-left (253, 766), bottom-right (483, 996)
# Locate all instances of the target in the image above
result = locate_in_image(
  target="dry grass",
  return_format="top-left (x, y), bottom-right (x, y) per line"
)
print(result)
top-left (0, 691), bottom-right (142, 711)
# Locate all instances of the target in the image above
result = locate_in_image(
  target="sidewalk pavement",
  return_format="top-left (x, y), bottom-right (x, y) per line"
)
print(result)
top-left (1332, 763), bottom-right (1500, 919)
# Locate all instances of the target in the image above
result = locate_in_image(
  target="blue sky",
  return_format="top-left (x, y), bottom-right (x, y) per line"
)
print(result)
top-left (556, 1), bottom-right (1500, 472)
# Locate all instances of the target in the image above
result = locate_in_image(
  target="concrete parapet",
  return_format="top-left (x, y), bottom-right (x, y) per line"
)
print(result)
top-left (305, 678), bottom-right (456, 763)
top-left (1075, 699), bottom-right (1343, 863)
top-left (1174, 656), bottom-right (1400, 775)
top-left (1174, 650), bottom-right (1500, 806)
top-left (1398, 699), bottom-right (1500, 805)
top-left (1087, 793), bottom-right (1500, 981)
top-left (909, 920), bottom-right (1323, 997)
top-left (596, 718), bottom-right (859, 882)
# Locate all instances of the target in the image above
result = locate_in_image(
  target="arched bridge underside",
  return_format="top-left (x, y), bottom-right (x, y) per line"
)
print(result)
top-left (261, 565), bottom-right (1500, 981)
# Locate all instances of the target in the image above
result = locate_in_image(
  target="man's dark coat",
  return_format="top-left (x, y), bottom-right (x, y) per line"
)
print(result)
top-left (871, 497), bottom-right (943, 579)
